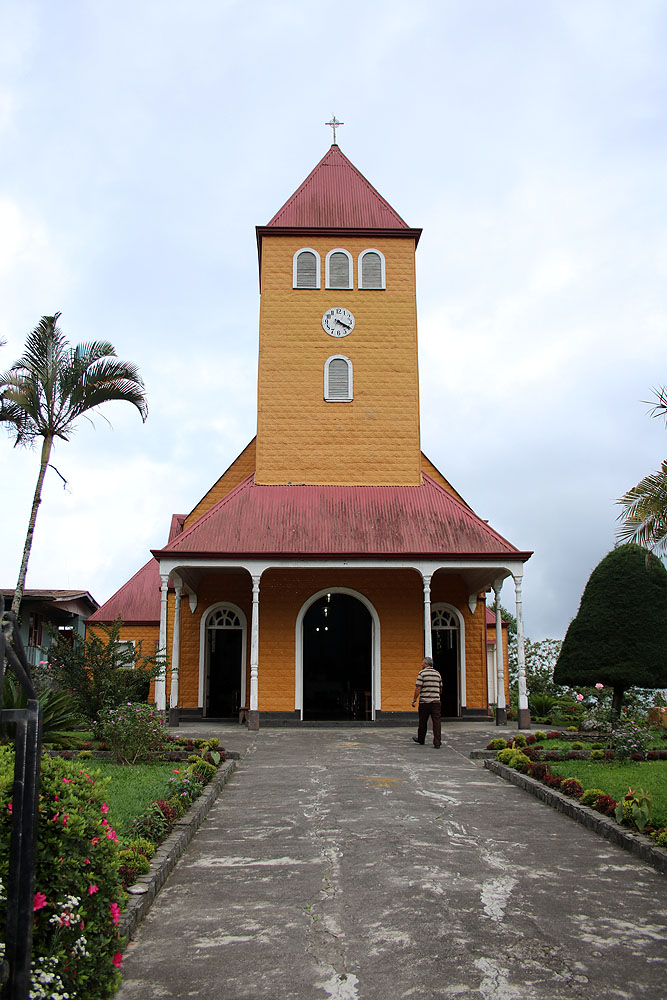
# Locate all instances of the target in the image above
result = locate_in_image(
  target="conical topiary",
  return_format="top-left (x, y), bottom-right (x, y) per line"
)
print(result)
top-left (553, 543), bottom-right (667, 715)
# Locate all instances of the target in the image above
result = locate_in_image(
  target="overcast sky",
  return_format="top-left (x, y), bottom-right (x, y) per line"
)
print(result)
top-left (1, 0), bottom-right (665, 640)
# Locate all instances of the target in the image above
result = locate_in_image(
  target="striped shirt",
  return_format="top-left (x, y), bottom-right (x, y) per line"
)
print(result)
top-left (416, 666), bottom-right (442, 703)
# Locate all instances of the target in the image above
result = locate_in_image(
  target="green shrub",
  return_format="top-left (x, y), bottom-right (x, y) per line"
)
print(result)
top-left (580, 788), bottom-right (605, 807)
top-left (47, 618), bottom-right (163, 721)
top-left (513, 734), bottom-right (527, 748)
top-left (486, 739), bottom-right (507, 751)
top-left (0, 750), bottom-right (123, 998)
top-left (495, 748), bottom-right (530, 772)
top-left (118, 847), bottom-right (151, 886)
top-left (591, 742), bottom-right (606, 750)
top-left (188, 759), bottom-right (217, 783)
top-left (206, 737), bottom-right (220, 750)
top-left (567, 726), bottom-right (578, 732)
top-left (96, 702), bottom-right (170, 764)
top-left (590, 749), bottom-right (604, 760)
top-left (570, 742), bottom-right (585, 750)
top-left (129, 801), bottom-right (172, 843)
top-left (615, 787), bottom-right (652, 831)
top-left (560, 777), bottom-right (584, 798)
top-left (534, 731), bottom-right (547, 741)
top-left (78, 749), bottom-right (94, 759)
top-left (126, 837), bottom-right (156, 859)
top-left (653, 830), bottom-right (667, 848)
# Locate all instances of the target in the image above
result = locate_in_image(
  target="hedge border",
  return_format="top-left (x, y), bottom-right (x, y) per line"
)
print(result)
top-left (484, 759), bottom-right (667, 876)
top-left (119, 758), bottom-right (237, 940)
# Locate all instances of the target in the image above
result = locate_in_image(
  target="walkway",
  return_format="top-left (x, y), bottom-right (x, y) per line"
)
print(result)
top-left (116, 726), bottom-right (667, 1000)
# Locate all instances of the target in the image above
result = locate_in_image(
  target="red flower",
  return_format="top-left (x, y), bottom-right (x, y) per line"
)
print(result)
top-left (88, 884), bottom-right (99, 895)
top-left (101, 802), bottom-right (109, 814)
top-left (112, 952), bottom-right (123, 969)
top-left (33, 892), bottom-right (47, 911)
top-left (110, 902), bottom-right (121, 926)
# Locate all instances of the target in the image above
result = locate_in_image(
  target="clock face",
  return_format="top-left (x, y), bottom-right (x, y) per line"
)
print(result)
top-left (322, 307), bottom-right (355, 337)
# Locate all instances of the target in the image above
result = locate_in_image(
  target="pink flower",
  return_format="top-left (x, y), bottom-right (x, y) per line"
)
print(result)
top-left (576, 694), bottom-right (584, 702)
top-left (63, 778), bottom-right (71, 785)
top-left (88, 884), bottom-right (99, 895)
top-left (91, 837), bottom-right (100, 846)
top-left (110, 902), bottom-right (121, 926)
top-left (101, 803), bottom-right (109, 814)
top-left (33, 892), bottom-right (47, 911)
top-left (112, 952), bottom-right (123, 968)
top-left (7, 803), bottom-right (12, 814)
top-left (84, 858), bottom-right (90, 865)
top-left (595, 683), bottom-right (604, 690)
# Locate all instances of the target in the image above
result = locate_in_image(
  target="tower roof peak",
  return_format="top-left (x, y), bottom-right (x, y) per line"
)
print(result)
top-left (266, 145), bottom-right (410, 230)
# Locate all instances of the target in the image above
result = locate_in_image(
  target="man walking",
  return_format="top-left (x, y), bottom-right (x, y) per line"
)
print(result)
top-left (411, 656), bottom-right (442, 748)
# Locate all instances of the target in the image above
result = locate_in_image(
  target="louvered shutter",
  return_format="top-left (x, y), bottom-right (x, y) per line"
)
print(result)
top-left (326, 358), bottom-right (351, 400)
top-left (329, 252), bottom-right (350, 288)
top-left (361, 252), bottom-right (382, 289)
top-left (296, 251), bottom-right (317, 288)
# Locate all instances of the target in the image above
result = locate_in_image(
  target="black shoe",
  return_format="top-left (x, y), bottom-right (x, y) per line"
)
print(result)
top-left (433, 744), bottom-right (441, 748)
top-left (412, 736), bottom-right (424, 744)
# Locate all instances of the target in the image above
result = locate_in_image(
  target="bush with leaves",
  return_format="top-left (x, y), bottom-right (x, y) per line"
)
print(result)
top-left (95, 702), bottom-right (170, 765)
top-left (0, 750), bottom-right (123, 998)
top-left (47, 618), bottom-right (164, 721)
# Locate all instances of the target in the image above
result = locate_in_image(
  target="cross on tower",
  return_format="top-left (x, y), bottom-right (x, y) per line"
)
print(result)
top-left (325, 115), bottom-right (344, 145)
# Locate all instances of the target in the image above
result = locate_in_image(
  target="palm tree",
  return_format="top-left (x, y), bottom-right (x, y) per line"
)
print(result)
top-left (0, 313), bottom-right (148, 616)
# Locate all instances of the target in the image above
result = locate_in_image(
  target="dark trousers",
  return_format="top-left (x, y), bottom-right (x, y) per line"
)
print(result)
top-left (417, 700), bottom-right (441, 747)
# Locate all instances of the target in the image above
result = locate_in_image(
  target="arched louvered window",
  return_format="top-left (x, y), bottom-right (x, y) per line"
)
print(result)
top-left (358, 249), bottom-right (386, 289)
top-left (293, 248), bottom-right (321, 289)
top-left (324, 355), bottom-right (353, 401)
top-left (325, 248), bottom-right (353, 289)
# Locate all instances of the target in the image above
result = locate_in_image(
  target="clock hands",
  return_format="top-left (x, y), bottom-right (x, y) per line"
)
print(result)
top-left (336, 319), bottom-right (352, 330)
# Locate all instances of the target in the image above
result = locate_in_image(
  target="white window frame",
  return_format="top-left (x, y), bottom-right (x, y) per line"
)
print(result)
top-left (324, 355), bottom-right (353, 402)
top-left (358, 248), bottom-right (386, 289)
top-left (292, 248), bottom-right (321, 289)
top-left (325, 248), bottom-right (353, 289)
top-left (115, 639), bottom-right (136, 668)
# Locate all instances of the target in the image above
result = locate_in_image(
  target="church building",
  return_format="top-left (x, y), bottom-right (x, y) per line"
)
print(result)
top-left (88, 141), bottom-right (531, 729)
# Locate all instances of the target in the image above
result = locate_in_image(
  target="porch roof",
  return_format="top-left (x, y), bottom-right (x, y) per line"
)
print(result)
top-left (152, 474), bottom-right (532, 562)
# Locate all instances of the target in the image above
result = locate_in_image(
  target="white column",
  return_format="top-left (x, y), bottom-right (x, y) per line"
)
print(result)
top-left (514, 571), bottom-right (530, 729)
top-left (169, 583), bottom-right (182, 724)
top-left (248, 574), bottom-right (260, 730)
top-left (422, 573), bottom-right (432, 658)
top-left (493, 579), bottom-right (507, 725)
top-left (156, 572), bottom-right (169, 711)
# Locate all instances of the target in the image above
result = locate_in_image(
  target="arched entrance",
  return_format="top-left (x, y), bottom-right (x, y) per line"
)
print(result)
top-left (202, 604), bottom-right (246, 718)
top-left (301, 592), bottom-right (373, 720)
top-left (431, 605), bottom-right (461, 717)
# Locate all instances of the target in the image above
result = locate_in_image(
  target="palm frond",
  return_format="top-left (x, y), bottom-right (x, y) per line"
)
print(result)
top-left (616, 460), bottom-right (667, 555)
top-left (647, 386), bottom-right (667, 426)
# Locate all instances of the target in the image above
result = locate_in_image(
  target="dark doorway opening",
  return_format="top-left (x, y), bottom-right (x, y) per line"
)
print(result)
top-left (432, 627), bottom-right (459, 717)
top-left (303, 593), bottom-right (372, 720)
top-left (207, 628), bottom-right (242, 718)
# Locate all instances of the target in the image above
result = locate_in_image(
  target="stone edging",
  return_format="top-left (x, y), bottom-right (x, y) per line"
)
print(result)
top-left (119, 758), bottom-right (237, 940)
top-left (484, 759), bottom-right (667, 876)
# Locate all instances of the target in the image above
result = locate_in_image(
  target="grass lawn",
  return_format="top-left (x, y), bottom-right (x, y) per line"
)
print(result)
top-left (549, 760), bottom-right (667, 828)
top-left (80, 761), bottom-right (179, 837)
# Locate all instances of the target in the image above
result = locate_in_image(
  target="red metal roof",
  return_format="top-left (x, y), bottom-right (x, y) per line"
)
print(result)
top-left (266, 145), bottom-right (410, 230)
top-left (153, 475), bottom-right (531, 561)
top-left (87, 559), bottom-right (160, 624)
top-left (486, 607), bottom-right (509, 627)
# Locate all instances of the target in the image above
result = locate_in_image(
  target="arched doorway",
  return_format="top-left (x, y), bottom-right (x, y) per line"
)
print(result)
top-left (431, 605), bottom-right (461, 717)
top-left (203, 604), bottom-right (246, 718)
top-left (302, 593), bottom-right (373, 720)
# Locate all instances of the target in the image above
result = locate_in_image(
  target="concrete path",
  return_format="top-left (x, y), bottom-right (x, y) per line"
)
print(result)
top-left (116, 726), bottom-right (667, 1000)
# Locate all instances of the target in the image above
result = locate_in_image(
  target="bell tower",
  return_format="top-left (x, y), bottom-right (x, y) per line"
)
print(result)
top-left (255, 144), bottom-right (423, 486)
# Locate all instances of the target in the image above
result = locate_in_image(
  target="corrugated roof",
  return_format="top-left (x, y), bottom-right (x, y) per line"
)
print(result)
top-left (0, 589), bottom-right (98, 605)
top-left (266, 145), bottom-right (410, 229)
top-left (153, 475), bottom-right (531, 561)
top-left (87, 559), bottom-right (160, 624)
